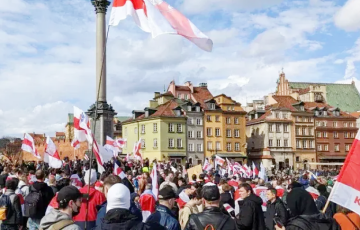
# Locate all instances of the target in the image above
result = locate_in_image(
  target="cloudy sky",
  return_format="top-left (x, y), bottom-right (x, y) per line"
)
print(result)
top-left (0, 0), bottom-right (360, 137)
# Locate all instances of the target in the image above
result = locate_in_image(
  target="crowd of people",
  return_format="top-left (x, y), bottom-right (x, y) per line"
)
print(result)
top-left (0, 157), bottom-right (357, 230)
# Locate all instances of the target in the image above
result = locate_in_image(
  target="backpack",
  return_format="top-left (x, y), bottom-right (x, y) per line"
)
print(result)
top-left (0, 193), bottom-right (14, 220)
top-left (287, 214), bottom-right (340, 230)
top-left (24, 189), bottom-right (43, 218)
top-left (193, 215), bottom-right (230, 230)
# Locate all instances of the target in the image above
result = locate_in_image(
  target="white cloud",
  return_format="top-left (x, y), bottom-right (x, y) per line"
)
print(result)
top-left (334, 0), bottom-right (360, 31)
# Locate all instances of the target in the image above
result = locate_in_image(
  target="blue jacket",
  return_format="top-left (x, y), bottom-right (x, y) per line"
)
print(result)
top-left (147, 205), bottom-right (181, 230)
top-left (96, 201), bottom-right (142, 227)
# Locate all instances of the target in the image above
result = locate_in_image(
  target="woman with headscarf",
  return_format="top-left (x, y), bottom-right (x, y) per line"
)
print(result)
top-left (283, 188), bottom-right (340, 230)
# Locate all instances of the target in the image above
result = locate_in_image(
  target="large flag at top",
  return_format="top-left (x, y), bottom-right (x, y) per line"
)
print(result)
top-left (21, 133), bottom-right (41, 159)
top-left (109, 0), bottom-right (213, 52)
top-left (44, 137), bottom-right (62, 169)
top-left (329, 131), bottom-right (360, 215)
top-left (73, 106), bottom-right (92, 142)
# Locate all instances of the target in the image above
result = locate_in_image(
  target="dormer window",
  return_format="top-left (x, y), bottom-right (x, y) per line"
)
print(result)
top-left (177, 93), bottom-right (182, 98)
top-left (187, 106), bottom-right (192, 111)
top-left (210, 103), bottom-right (215, 110)
top-left (315, 111), bottom-right (319, 116)
top-left (196, 106), bottom-right (200, 112)
top-left (300, 106), bottom-right (304, 111)
top-left (335, 111), bottom-right (340, 116)
top-left (185, 94), bottom-right (188, 100)
top-left (145, 111), bottom-right (149, 117)
top-left (175, 110), bottom-right (181, 116)
top-left (323, 111), bottom-right (327, 116)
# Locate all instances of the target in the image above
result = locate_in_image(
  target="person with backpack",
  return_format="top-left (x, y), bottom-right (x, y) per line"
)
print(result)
top-left (25, 170), bottom-right (55, 230)
top-left (40, 186), bottom-right (83, 230)
top-left (0, 179), bottom-right (22, 230)
top-left (265, 188), bottom-right (288, 230)
top-left (184, 184), bottom-right (237, 230)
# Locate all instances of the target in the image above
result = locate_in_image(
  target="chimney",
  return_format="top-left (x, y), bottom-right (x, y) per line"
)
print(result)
top-left (154, 92), bottom-right (160, 98)
top-left (199, 83), bottom-right (207, 88)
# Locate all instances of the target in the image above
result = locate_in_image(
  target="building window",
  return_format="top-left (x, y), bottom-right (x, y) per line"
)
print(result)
top-left (276, 124), bottom-right (281, 133)
top-left (168, 123), bottom-right (174, 132)
top-left (141, 139), bottom-right (146, 148)
top-left (269, 139), bottom-right (273, 147)
top-left (226, 117), bottom-right (231, 124)
top-left (124, 127), bottom-right (127, 136)
top-left (284, 139), bottom-right (288, 147)
top-left (207, 115), bottom-right (212, 122)
top-left (188, 131), bottom-right (194, 139)
top-left (296, 156), bottom-right (300, 162)
top-left (317, 131), bottom-right (321, 137)
top-left (214, 128), bottom-right (220, 137)
top-left (226, 143), bottom-right (232, 151)
top-left (210, 103), bottom-right (215, 110)
top-left (283, 114), bottom-right (288, 119)
top-left (346, 144), bottom-right (351, 151)
top-left (177, 93), bottom-right (182, 98)
top-left (275, 112), bottom-right (280, 118)
top-left (303, 140), bottom-right (307, 148)
top-left (345, 132), bottom-right (349, 138)
top-left (207, 141), bottom-right (213, 150)
top-left (169, 139), bottom-right (174, 148)
top-left (335, 144), bottom-right (340, 151)
top-left (317, 145), bottom-right (322, 151)
top-left (309, 128), bottom-right (313, 136)
top-left (234, 118), bottom-right (239, 124)
top-left (197, 159), bottom-right (202, 165)
top-left (207, 128), bottom-right (212, 136)
top-left (333, 122), bottom-right (337, 127)
top-left (276, 139), bottom-right (281, 147)
top-left (153, 138), bottom-right (158, 148)
top-left (350, 122), bottom-right (354, 127)
top-left (296, 127), bottom-right (300, 135)
top-left (184, 94), bottom-right (188, 100)
top-left (196, 118), bottom-right (202, 125)
top-left (296, 116), bottom-right (300, 122)
top-left (284, 125), bottom-right (288, 133)
top-left (196, 106), bottom-right (200, 112)
top-left (309, 140), bottom-right (314, 148)
top-left (188, 143), bottom-right (194, 152)
top-left (177, 124), bottom-right (183, 133)
top-left (234, 129), bottom-right (240, 137)
top-left (323, 132), bottom-right (328, 138)
top-left (324, 144), bottom-right (328, 151)
top-left (188, 118), bottom-right (193, 125)
top-left (351, 132), bottom-right (355, 138)
top-left (226, 129), bottom-right (232, 137)
top-left (216, 141), bottom-right (221, 150)
top-left (235, 143), bottom-right (240, 151)
top-left (177, 139), bottom-right (183, 148)
top-left (134, 127), bottom-right (138, 134)
top-left (197, 131), bottom-right (203, 138)
top-left (141, 125), bottom-right (145, 134)
top-left (269, 124), bottom-right (273, 132)
top-left (296, 140), bottom-right (301, 148)
top-left (302, 127), bottom-right (307, 136)
top-left (215, 116), bottom-right (220, 122)
top-left (197, 144), bottom-right (203, 152)
top-left (153, 123), bottom-right (157, 132)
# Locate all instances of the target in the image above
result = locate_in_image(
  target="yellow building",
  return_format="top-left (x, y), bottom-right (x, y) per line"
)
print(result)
top-left (204, 94), bottom-right (247, 162)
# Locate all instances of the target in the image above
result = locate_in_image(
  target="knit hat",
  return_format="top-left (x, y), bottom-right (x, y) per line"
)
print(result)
top-left (84, 169), bottom-right (97, 185)
top-left (106, 183), bottom-right (131, 212)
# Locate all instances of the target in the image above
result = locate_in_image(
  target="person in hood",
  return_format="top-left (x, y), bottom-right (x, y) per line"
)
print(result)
top-left (28, 170), bottom-right (55, 230)
top-left (73, 169), bottom-right (106, 230)
top-left (236, 183), bottom-right (266, 230)
top-left (40, 186), bottom-right (83, 230)
top-left (282, 187), bottom-right (340, 230)
top-left (95, 183), bottom-right (166, 230)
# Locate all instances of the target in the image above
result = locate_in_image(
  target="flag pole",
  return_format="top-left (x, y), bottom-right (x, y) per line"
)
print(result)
top-left (84, 24), bottom-right (111, 230)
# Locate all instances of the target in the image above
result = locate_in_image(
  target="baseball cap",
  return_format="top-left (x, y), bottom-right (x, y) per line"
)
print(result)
top-left (158, 185), bottom-right (178, 200)
top-left (202, 185), bottom-right (220, 201)
top-left (57, 186), bottom-right (83, 205)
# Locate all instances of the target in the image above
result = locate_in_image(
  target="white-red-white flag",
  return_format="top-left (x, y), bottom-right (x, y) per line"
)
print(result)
top-left (109, 0), bottom-right (213, 52)
top-left (329, 131), bottom-right (360, 215)
top-left (115, 138), bottom-right (127, 148)
top-left (84, 154), bottom-right (89, 161)
top-left (104, 136), bottom-right (120, 157)
top-left (71, 139), bottom-right (80, 150)
top-left (215, 155), bottom-right (225, 166)
top-left (133, 139), bottom-right (143, 164)
top-left (114, 162), bottom-right (126, 179)
top-left (151, 162), bottom-right (158, 201)
top-left (21, 133), bottom-right (41, 159)
top-left (44, 137), bottom-right (62, 169)
top-left (73, 106), bottom-right (92, 142)
top-left (202, 158), bottom-right (213, 171)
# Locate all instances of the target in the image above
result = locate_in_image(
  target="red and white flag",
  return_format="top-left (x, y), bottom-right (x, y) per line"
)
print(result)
top-left (21, 133), bottom-right (41, 159)
top-left (114, 162), bottom-right (126, 179)
top-left (215, 155), bottom-right (225, 167)
top-left (44, 137), bottom-right (63, 169)
top-left (109, 0), bottom-right (213, 52)
top-left (203, 158), bottom-right (213, 171)
top-left (105, 136), bottom-right (120, 157)
top-left (329, 131), bottom-right (360, 215)
top-left (71, 139), bottom-right (80, 150)
top-left (133, 139), bottom-right (143, 164)
top-left (84, 154), bottom-right (89, 161)
top-left (115, 138), bottom-right (127, 148)
top-left (70, 174), bottom-right (83, 189)
top-left (73, 106), bottom-right (92, 142)
top-left (252, 162), bottom-right (259, 178)
top-left (150, 162), bottom-right (158, 201)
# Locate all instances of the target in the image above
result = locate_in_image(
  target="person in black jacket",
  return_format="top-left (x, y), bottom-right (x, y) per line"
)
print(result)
top-left (184, 185), bottom-right (237, 230)
top-left (0, 167), bottom-right (10, 189)
top-left (236, 183), bottom-right (266, 230)
top-left (1, 179), bottom-right (22, 230)
top-left (265, 188), bottom-right (288, 230)
top-left (27, 170), bottom-right (55, 230)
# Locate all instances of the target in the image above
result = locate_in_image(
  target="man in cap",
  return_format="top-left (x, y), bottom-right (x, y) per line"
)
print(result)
top-left (40, 186), bottom-right (83, 230)
top-left (147, 185), bottom-right (181, 230)
top-left (184, 185), bottom-right (237, 230)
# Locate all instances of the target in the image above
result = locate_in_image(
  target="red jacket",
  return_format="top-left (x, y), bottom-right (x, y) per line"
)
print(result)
top-left (73, 185), bottom-right (106, 229)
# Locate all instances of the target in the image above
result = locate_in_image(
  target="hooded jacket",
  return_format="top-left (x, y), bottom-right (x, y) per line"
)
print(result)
top-left (39, 209), bottom-right (81, 230)
top-left (30, 181), bottom-right (55, 219)
top-left (236, 193), bottom-right (266, 230)
top-left (73, 185), bottom-right (106, 230)
top-left (285, 188), bottom-right (340, 230)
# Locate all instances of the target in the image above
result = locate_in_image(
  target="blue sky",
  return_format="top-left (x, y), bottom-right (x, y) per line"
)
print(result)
top-left (0, 0), bottom-right (360, 137)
